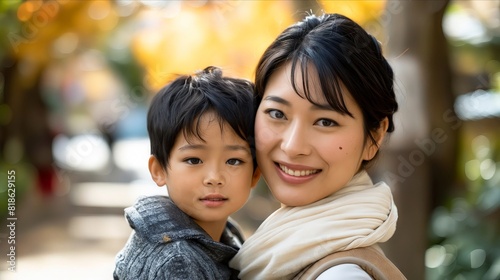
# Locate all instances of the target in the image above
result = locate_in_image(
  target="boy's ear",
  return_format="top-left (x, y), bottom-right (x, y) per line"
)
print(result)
top-left (250, 167), bottom-right (261, 189)
top-left (363, 117), bottom-right (389, 161)
top-left (149, 155), bottom-right (167, 187)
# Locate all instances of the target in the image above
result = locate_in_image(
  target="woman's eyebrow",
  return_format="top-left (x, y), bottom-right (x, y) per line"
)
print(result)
top-left (263, 95), bottom-right (348, 118)
top-left (263, 95), bottom-right (290, 106)
top-left (310, 102), bottom-right (334, 111)
top-left (264, 95), bottom-right (333, 111)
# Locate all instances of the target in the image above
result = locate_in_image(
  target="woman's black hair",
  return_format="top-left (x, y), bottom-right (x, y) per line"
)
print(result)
top-left (255, 13), bottom-right (398, 167)
top-left (147, 66), bottom-right (256, 169)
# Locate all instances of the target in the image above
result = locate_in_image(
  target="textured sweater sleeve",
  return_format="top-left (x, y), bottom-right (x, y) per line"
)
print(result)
top-left (155, 253), bottom-right (208, 280)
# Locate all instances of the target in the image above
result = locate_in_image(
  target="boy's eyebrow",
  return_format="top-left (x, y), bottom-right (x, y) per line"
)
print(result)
top-left (178, 144), bottom-right (251, 153)
top-left (178, 144), bottom-right (205, 151)
top-left (225, 145), bottom-right (251, 153)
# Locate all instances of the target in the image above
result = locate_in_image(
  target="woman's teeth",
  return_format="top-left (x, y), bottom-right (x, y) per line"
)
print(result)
top-left (279, 164), bottom-right (319, 177)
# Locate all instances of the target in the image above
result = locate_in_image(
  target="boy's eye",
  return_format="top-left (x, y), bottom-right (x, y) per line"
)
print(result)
top-left (265, 109), bottom-right (286, 120)
top-left (226, 158), bottom-right (243, 166)
top-left (185, 158), bottom-right (202, 165)
top-left (315, 119), bottom-right (337, 127)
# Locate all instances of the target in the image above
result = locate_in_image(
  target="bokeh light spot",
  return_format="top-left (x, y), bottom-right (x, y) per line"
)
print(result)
top-left (426, 245), bottom-right (446, 268)
top-left (17, 0), bottom-right (43, 22)
top-left (52, 32), bottom-right (79, 55)
top-left (88, 0), bottom-right (111, 20)
top-left (470, 249), bottom-right (486, 269)
top-left (465, 159), bottom-right (480, 181)
top-left (479, 159), bottom-right (495, 180)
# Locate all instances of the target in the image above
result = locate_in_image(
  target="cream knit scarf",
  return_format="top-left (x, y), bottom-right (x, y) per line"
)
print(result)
top-left (229, 171), bottom-right (398, 280)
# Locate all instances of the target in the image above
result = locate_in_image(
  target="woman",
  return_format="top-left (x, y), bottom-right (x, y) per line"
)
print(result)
top-left (230, 13), bottom-right (405, 279)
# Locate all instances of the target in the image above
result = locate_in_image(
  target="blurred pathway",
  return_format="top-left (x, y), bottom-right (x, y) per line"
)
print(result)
top-left (0, 178), bottom-right (164, 280)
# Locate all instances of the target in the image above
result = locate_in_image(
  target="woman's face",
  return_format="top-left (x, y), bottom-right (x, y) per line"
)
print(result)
top-left (255, 63), bottom-right (378, 206)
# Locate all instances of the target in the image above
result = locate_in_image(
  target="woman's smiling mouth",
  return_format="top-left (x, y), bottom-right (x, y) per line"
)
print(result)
top-left (278, 163), bottom-right (321, 177)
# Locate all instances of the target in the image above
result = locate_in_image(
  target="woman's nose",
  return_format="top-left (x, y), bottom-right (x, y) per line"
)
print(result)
top-left (280, 122), bottom-right (311, 157)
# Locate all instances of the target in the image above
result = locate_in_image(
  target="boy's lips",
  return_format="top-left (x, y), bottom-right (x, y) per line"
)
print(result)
top-left (200, 193), bottom-right (228, 201)
top-left (200, 194), bottom-right (228, 207)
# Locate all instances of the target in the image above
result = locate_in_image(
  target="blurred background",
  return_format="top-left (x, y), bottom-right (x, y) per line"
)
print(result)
top-left (0, 0), bottom-right (499, 279)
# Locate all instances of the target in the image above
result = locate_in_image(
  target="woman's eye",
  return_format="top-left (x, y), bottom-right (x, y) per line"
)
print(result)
top-left (227, 158), bottom-right (243, 166)
top-left (265, 109), bottom-right (286, 120)
top-left (315, 119), bottom-right (337, 127)
top-left (185, 158), bottom-right (202, 165)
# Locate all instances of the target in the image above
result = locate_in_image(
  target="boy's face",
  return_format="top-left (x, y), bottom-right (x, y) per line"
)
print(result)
top-left (151, 112), bottom-right (259, 231)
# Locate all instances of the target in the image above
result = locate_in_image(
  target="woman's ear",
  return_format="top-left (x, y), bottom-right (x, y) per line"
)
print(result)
top-left (363, 117), bottom-right (389, 161)
top-left (148, 155), bottom-right (167, 187)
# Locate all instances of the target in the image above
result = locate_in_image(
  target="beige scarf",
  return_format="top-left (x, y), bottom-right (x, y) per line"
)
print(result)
top-left (229, 171), bottom-right (398, 280)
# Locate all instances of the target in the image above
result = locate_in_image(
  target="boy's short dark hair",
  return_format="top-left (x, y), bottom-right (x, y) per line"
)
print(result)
top-left (147, 66), bottom-right (256, 170)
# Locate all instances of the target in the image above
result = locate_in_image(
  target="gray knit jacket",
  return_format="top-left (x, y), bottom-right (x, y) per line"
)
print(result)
top-left (113, 195), bottom-right (244, 280)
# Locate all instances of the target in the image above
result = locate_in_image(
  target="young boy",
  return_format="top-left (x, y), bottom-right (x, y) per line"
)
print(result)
top-left (113, 66), bottom-right (260, 280)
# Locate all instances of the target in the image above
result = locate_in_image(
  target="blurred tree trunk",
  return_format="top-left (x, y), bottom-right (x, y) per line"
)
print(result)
top-left (1, 57), bottom-right (55, 196)
top-left (370, 0), bottom-right (458, 279)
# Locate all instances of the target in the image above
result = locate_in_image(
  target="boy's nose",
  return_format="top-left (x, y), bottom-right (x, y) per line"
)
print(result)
top-left (203, 170), bottom-right (225, 186)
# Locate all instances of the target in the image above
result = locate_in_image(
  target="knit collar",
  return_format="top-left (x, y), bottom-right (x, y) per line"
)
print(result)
top-left (125, 195), bottom-right (240, 261)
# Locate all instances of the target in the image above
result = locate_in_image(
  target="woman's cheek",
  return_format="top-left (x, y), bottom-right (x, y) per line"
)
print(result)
top-left (317, 138), bottom-right (350, 160)
top-left (255, 129), bottom-right (272, 150)
top-left (255, 119), bottom-right (278, 148)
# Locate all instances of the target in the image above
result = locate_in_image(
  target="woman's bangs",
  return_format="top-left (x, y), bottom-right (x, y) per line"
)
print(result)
top-left (289, 55), bottom-right (352, 116)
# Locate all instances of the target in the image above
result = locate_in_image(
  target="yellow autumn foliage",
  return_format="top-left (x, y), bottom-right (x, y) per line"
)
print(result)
top-left (319, 0), bottom-right (386, 24)
top-left (131, 1), bottom-right (296, 90)
top-left (9, 0), bottom-right (386, 93)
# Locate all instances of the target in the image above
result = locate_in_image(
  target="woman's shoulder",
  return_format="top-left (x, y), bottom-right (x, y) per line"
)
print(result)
top-left (295, 246), bottom-right (406, 280)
